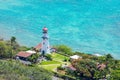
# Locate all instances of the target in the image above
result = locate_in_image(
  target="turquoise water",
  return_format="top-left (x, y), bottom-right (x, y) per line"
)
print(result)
top-left (0, 0), bottom-right (120, 59)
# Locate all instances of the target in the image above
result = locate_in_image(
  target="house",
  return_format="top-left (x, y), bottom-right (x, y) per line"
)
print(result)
top-left (97, 63), bottom-right (106, 70)
top-left (16, 50), bottom-right (36, 62)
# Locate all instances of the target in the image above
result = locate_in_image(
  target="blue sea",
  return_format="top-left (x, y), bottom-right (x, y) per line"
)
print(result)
top-left (0, 0), bottom-right (120, 59)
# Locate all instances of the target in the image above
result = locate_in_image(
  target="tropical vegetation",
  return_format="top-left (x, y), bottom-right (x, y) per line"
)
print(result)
top-left (0, 37), bottom-right (120, 80)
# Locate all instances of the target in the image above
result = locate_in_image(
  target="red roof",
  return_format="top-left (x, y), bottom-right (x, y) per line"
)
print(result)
top-left (35, 43), bottom-right (42, 50)
top-left (97, 63), bottom-right (106, 70)
top-left (16, 51), bottom-right (33, 58)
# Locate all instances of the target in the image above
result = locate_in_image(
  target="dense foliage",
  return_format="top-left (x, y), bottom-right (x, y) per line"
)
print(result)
top-left (0, 37), bottom-right (120, 80)
top-left (0, 37), bottom-right (29, 59)
top-left (28, 53), bottom-right (40, 63)
top-left (45, 54), bottom-right (52, 60)
top-left (54, 45), bottom-right (73, 56)
top-left (0, 41), bottom-right (11, 58)
top-left (0, 37), bottom-right (54, 80)
top-left (54, 45), bottom-right (120, 80)
top-left (69, 53), bottom-right (120, 80)
top-left (0, 60), bottom-right (53, 80)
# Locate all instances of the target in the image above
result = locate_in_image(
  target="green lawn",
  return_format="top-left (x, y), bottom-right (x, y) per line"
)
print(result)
top-left (37, 53), bottom-right (70, 71)
top-left (51, 53), bottom-right (69, 62)
top-left (38, 64), bottom-right (61, 71)
top-left (40, 61), bottom-right (61, 65)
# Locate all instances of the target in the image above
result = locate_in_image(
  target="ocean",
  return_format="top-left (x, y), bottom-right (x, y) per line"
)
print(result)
top-left (0, 0), bottom-right (120, 59)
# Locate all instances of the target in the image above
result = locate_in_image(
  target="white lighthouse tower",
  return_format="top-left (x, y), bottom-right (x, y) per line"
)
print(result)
top-left (41, 27), bottom-right (50, 55)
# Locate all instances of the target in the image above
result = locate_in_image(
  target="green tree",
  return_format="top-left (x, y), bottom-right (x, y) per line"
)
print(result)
top-left (10, 36), bottom-right (20, 58)
top-left (10, 36), bottom-right (16, 58)
top-left (0, 41), bottom-right (11, 58)
top-left (106, 54), bottom-right (113, 61)
top-left (11, 36), bottom-right (16, 43)
top-left (110, 60), bottom-right (120, 79)
top-left (18, 46), bottom-right (30, 51)
top-left (55, 45), bottom-right (73, 56)
top-left (74, 59), bottom-right (96, 79)
top-left (0, 41), bottom-right (7, 58)
top-left (28, 53), bottom-right (40, 63)
top-left (111, 69), bottom-right (120, 79)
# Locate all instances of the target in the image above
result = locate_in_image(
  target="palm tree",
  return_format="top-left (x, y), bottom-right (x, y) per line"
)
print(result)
top-left (11, 36), bottom-right (16, 46)
top-left (10, 36), bottom-right (16, 58)
top-left (106, 54), bottom-right (113, 60)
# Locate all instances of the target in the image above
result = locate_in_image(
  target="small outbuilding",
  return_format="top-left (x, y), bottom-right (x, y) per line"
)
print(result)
top-left (70, 55), bottom-right (82, 60)
top-left (93, 53), bottom-right (102, 57)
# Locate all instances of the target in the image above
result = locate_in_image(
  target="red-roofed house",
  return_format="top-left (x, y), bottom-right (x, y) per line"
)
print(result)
top-left (97, 63), bottom-right (106, 70)
top-left (17, 51), bottom-right (33, 58)
top-left (16, 50), bottom-right (36, 61)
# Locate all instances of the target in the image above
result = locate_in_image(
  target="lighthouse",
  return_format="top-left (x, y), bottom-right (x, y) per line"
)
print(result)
top-left (41, 27), bottom-right (50, 55)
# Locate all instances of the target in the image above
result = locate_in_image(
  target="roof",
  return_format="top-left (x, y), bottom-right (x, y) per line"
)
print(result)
top-left (35, 43), bottom-right (42, 50)
top-left (93, 53), bottom-right (102, 57)
top-left (97, 63), bottom-right (106, 70)
top-left (70, 55), bottom-right (81, 59)
top-left (26, 50), bottom-right (36, 54)
top-left (67, 65), bottom-right (76, 71)
top-left (16, 51), bottom-right (33, 58)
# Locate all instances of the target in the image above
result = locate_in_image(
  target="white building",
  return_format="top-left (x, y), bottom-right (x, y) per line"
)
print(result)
top-left (70, 55), bottom-right (82, 60)
top-left (93, 53), bottom-right (102, 57)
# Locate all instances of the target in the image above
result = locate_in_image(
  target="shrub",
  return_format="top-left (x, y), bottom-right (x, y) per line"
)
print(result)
top-left (0, 60), bottom-right (53, 80)
top-left (45, 54), bottom-right (52, 60)
top-left (54, 45), bottom-right (73, 56)
top-left (57, 66), bottom-right (65, 70)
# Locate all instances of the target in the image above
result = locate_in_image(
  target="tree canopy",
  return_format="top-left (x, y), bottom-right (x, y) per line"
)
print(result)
top-left (54, 45), bottom-right (73, 56)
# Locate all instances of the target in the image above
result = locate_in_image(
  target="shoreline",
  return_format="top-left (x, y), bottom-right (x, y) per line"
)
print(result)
top-left (0, 36), bottom-right (119, 60)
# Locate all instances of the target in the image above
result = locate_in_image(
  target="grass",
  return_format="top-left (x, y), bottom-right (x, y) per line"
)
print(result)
top-left (37, 53), bottom-right (70, 71)
top-left (51, 53), bottom-right (69, 62)
top-left (39, 64), bottom-right (61, 71)
top-left (40, 61), bottom-right (61, 65)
